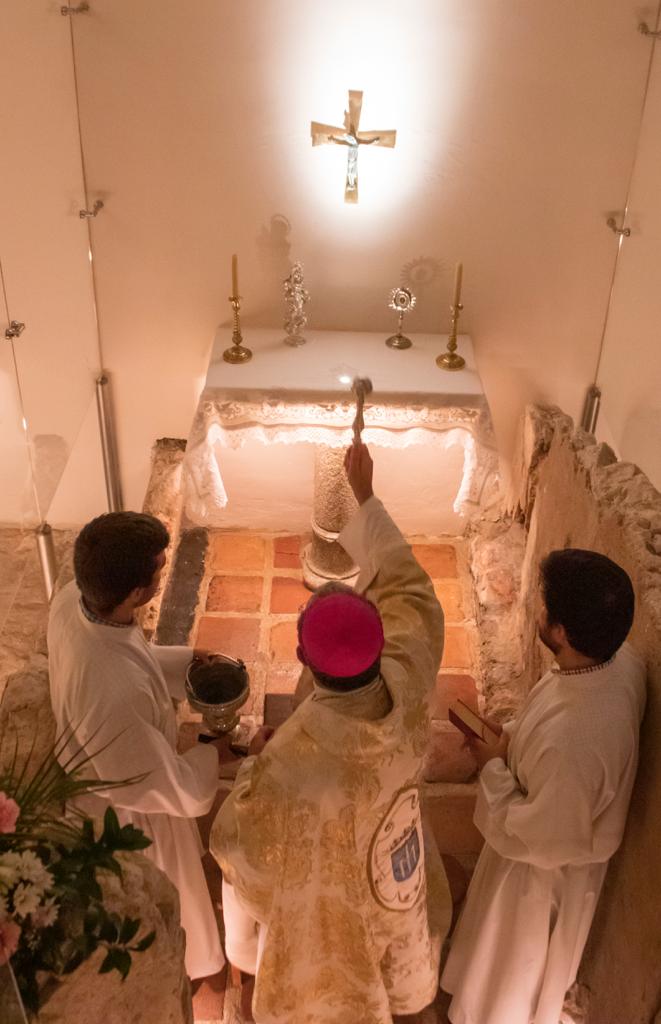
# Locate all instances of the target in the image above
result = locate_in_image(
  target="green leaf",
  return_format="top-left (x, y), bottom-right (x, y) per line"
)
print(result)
top-left (99, 915), bottom-right (119, 944)
top-left (101, 806), bottom-right (121, 843)
top-left (132, 929), bottom-right (156, 953)
top-left (99, 949), bottom-right (117, 974)
top-left (118, 917), bottom-right (140, 944)
top-left (116, 822), bottom-right (152, 851)
top-left (99, 947), bottom-right (132, 980)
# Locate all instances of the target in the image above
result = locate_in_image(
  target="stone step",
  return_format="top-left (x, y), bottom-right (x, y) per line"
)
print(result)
top-left (423, 781), bottom-right (483, 856)
top-left (424, 719), bottom-right (478, 784)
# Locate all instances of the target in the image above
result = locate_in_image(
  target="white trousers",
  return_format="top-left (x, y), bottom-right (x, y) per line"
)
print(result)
top-left (222, 879), bottom-right (266, 975)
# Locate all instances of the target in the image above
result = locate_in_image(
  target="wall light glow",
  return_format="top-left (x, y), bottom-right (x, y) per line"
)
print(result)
top-left (278, 1), bottom-right (466, 225)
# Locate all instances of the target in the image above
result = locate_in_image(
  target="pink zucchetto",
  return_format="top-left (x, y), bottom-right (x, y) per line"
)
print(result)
top-left (299, 592), bottom-right (385, 677)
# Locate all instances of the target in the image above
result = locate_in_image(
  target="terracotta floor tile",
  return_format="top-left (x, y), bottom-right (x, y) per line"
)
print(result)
top-left (195, 616), bottom-right (261, 662)
top-left (412, 543), bottom-right (458, 579)
top-left (273, 535), bottom-right (302, 569)
top-left (266, 664), bottom-right (303, 695)
top-left (424, 722), bottom-right (478, 784)
top-left (269, 620), bottom-right (299, 663)
top-left (269, 576), bottom-right (311, 614)
top-left (434, 673), bottom-right (478, 719)
top-left (206, 575), bottom-right (263, 613)
top-left (441, 626), bottom-right (473, 670)
top-left (433, 580), bottom-right (465, 622)
top-left (208, 533), bottom-right (267, 573)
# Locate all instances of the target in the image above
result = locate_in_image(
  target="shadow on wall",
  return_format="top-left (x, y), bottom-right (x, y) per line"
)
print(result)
top-left (620, 403), bottom-right (661, 493)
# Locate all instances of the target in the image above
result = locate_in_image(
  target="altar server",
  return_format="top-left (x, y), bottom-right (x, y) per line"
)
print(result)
top-left (210, 442), bottom-right (452, 1023)
top-left (442, 548), bottom-right (646, 1024)
top-left (48, 512), bottom-right (225, 981)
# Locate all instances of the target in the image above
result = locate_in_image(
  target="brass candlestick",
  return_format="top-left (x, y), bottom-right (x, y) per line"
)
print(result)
top-left (222, 296), bottom-right (252, 364)
top-left (436, 301), bottom-right (466, 371)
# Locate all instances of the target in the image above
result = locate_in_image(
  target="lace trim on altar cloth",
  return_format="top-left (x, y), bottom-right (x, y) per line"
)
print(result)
top-left (182, 390), bottom-right (498, 527)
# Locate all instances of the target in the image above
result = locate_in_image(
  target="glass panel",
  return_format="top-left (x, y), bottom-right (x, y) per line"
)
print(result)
top-left (0, 4), bottom-right (101, 527)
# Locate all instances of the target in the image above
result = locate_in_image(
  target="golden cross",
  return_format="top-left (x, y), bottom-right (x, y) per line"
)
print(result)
top-left (311, 90), bottom-right (397, 204)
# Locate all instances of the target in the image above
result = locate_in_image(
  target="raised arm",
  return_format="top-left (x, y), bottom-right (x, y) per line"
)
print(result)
top-left (339, 444), bottom-right (444, 677)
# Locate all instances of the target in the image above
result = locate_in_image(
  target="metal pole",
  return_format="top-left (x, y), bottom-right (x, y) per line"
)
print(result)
top-left (35, 523), bottom-right (58, 602)
top-left (96, 373), bottom-right (123, 511)
top-left (580, 384), bottom-right (602, 435)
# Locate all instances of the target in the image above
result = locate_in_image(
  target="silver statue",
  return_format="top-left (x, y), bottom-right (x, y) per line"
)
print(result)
top-left (283, 260), bottom-right (311, 347)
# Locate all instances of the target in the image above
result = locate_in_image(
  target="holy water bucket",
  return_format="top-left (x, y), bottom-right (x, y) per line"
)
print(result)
top-left (185, 655), bottom-right (250, 734)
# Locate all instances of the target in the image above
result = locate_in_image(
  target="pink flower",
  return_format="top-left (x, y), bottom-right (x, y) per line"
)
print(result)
top-left (0, 793), bottom-right (19, 834)
top-left (0, 918), bottom-right (20, 965)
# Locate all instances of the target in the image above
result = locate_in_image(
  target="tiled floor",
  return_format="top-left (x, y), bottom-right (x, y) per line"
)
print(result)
top-left (175, 529), bottom-right (481, 1023)
top-left (187, 531), bottom-right (481, 743)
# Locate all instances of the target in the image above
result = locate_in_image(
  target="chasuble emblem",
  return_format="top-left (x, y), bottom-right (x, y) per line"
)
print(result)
top-left (368, 787), bottom-right (425, 911)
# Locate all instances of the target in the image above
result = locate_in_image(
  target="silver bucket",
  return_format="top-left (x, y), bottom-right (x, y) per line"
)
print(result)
top-left (185, 655), bottom-right (250, 734)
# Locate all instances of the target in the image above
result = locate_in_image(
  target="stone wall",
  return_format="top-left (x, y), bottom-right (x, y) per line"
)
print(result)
top-left (139, 437), bottom-right (187, 638)
top-left (504, 405), bottom-right (661, 1024)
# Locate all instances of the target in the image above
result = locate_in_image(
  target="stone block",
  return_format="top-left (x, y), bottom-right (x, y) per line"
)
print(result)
top-left (264, 693), bottom-right (296, 729)
top-left (269, 621), bottom-right (299, 663)
top-left (195, 616), bottom-right (260, 662)
top-left (37, 850), bottom-right (192, 1024)
top-left (208, 533), bottom-right (267, 573)
top-left (433, 580), bottom-right (465, 621)
top-left (273, 535), bottom-right (303, 569)
top-left (269, 576), bottom-right (311, 614)
top-left (434, 673), bottom-right (478, 719)
top-left (411, 543), bottom-right (458, 579)
top-left (424, 722), bottom-right (478, 783)
top-left (206, 575), bottom-right (263, 613)
top-left (423, 782), bottom-right (483, 856)
top-left (0, 655), bottom-right (56, 779)
top-left (441, 626), bottom-right (473, 669)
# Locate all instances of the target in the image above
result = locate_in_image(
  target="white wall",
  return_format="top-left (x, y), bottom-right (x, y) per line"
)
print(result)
top-left (68, 0), bottom-right (649, 511)
top-left (596, 34), bottom-right (661, 492)
top-left (1, 2), bottom-right (654, 521)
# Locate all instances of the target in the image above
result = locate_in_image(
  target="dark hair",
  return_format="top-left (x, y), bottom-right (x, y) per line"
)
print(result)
top-left (297, 581), bottom-right (382, 692)
top-left (540, 548), bottom-right (634, 661)
top-left (74, 512), bottom-right (169, 613)
top-left (311, 658), bottom-right (381, 693)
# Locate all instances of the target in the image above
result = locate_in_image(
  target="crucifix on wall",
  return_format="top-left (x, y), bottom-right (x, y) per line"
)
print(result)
top-left (311, 90), bottom-right (397, 203)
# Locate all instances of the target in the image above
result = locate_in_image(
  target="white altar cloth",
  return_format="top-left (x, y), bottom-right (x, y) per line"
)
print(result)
top-left (184, 329), bottom-right (498, 534)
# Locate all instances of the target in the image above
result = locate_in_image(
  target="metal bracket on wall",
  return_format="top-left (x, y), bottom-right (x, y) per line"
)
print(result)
top-left (606, 217), bottom-right (630, 237)
top-left (36, 523), bottom-right (58, 602)
top-left (4, 320), bottom-right (25, 340)
top-left (60, 3), bottom-right (90, 14)
top-left (580, 384), bottom-right (602, 435)
top-left (79, 200), bottom-right (104, 220)
top-left (638, 22), bottom-right (661, 38)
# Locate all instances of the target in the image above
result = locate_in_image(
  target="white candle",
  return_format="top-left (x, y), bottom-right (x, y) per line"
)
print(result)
top-left (231, 254), bottom-right (239, 296)
top-left (453, 262), bottom-right (463, 308)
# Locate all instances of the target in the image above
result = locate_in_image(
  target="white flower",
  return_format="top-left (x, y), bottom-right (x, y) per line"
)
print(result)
top-left (31, 896), bottom-right (59, 930)
top-left (0, 852), bottom-right (21, 891)
top-left (12, 882), bottom-right (42, 918)
top-left (19, 851), bottom-right (52, 892)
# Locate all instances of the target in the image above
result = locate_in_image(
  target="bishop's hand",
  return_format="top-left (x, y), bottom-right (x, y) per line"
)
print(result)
top-left (344, 442), bottom-right (374, 506)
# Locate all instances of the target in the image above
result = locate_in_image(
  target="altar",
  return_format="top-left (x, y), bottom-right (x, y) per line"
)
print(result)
top-left (183, 328), bottom-right (498, 539)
